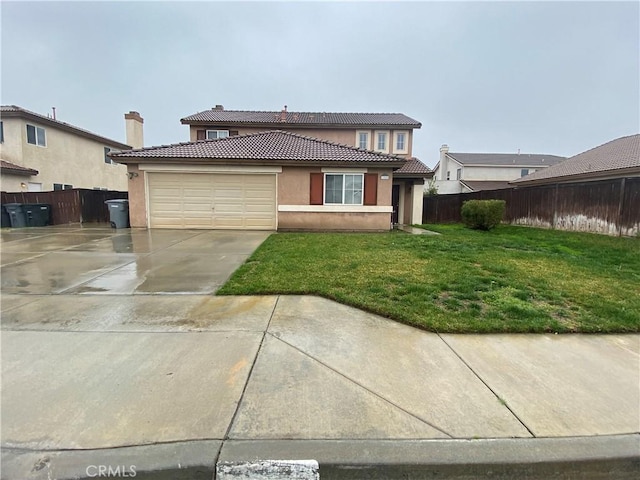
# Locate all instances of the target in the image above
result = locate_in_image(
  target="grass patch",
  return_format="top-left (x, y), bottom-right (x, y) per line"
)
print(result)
top-left (218, 225), bottom-right (640, 333)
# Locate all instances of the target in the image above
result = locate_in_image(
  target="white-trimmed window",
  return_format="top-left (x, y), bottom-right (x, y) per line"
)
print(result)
top-left (374, 131), bottom-right (389, 153)
top-left (206, 130), bottom-right (229, 140)
top-left (324, 173), bottom-right (363, 205)
top-left (26, 124), bottom-right (46, 146)
top-left (393, 131), bottom-right (408, 154)
top-left (356, 131), bottom-right (370, 150)
top-left (456, 168), bottom-right (462, 180)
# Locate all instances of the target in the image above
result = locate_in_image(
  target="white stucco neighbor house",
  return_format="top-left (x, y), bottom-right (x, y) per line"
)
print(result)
top-left (432, 144), bottom-right (565, 195)
top-left (0, 105), bottom-right (139, 193)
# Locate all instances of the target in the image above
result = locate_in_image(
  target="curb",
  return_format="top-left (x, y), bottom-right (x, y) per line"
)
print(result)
top-left (2, 435), bottom-right (638, 479)
top-left (220, 436), bottom-right (640, 479)
top-left (0, 440), bottom-right (221, 480)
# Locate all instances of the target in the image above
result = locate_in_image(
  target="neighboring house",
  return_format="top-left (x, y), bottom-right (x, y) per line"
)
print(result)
top-left (0, 105), bottom-right (136, 192)
top-left (110, 130), bottom-right (429, 231)
top-left (432, 144), bottom-right (565, 194)
top-left (511, 134), bottom-right (640, 186)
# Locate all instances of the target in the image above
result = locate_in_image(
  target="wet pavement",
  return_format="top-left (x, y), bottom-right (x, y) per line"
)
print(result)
top-left (1, 226), bottom-right (269, 295)
top-left (1, 226), bottom-right (638, 479)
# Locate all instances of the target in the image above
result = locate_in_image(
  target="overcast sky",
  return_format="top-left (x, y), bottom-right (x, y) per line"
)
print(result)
top-left (2, 1), bottom-right (638, 167)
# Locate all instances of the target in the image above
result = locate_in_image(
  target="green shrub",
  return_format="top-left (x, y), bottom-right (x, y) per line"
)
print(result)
top-left (461, 200), bottom-right (506, 230)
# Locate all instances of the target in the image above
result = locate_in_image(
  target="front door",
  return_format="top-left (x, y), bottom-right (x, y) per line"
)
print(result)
top-left (391, 184), bottom-right (400, 224)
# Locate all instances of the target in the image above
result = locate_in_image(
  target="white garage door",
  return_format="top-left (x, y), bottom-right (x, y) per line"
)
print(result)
top-left (147, 172), bottom-right (276, 230)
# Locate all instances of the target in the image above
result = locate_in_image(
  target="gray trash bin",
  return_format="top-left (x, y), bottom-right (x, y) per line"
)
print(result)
top-left (1, 206), bottom-right (11, 228)
top-left (24, 204), bottom-right (52, 227)
top-left (105, 199), bottom-right (130, 228)
top-left (4, 203), bottom-right (27, 228)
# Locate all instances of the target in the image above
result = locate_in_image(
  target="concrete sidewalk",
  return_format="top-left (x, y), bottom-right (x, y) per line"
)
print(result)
top-left (2, 295), bottom-right (639, 479)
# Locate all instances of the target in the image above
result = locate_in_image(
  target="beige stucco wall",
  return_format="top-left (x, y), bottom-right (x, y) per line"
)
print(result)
top-left (278, 166), bottom-right (394, 206)
top-left (0, 117), bottom-right (128, 192)
top-left (412, 179), bottom-right (425, 224)
top-left (126, 165), bottom-right (147, 228)
top-left (278, 212), bottom-right (390, 231)
top-left (189, 126), bottom-right (413, 157)
top-left (1, 174), bottom-right (34, 192)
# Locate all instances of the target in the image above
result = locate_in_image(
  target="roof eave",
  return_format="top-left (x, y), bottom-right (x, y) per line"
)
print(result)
top-left (512, 166), bottom-right (640, 186)
top-left (2, 109), bottom-right (131, 150)
top-left (393, 173), bottom-right (433, 179)
top-left (109, 156), bottom-right (406, 168)
top-left (1, 167), bottom-right (39, 176)
top-left (180, 119), bottom-right (421, 129)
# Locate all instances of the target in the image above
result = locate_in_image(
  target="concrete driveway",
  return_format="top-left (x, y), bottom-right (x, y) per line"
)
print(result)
top-left (1, 226), bottom-right (269, 295)
top-left (1, 226), bottom-right (638, 479)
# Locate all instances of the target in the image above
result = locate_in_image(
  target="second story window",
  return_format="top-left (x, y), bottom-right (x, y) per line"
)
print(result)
top-left (393, 131), bottom-right (408, 153)
top-left (0, 121), bottom-right (4, 143)
top-left (457, 168), bottom-right (462, 180)
top-left (374, 131), bottom-right (389, 153)
top-left (206, 130), bottom-right (229, 140)
top-left (521, 168), bottom-right (530, 177)
top-left (356, 131), bottom-right (369, 150)
top-left (26, 124), bottom-right (46, 147)
top-left (104, 147), bottom-right (113, 164)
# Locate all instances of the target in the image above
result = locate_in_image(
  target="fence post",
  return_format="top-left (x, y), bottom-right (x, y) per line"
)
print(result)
top-left (551, 184), bottom-right (559, 230)
top-left (617, 178), bottom-right (626, 237)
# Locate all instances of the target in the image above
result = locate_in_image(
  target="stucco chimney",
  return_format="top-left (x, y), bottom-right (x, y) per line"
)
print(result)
top-left (124, 111), bottom-right (144, 149)
top-left (440, 144), bottom-right (450, 181)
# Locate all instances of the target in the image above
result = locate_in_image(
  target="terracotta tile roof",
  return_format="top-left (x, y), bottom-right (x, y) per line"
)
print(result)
top-left (109, 130), bottom-right (407, 166)
top-left (181, 109), bottom-right (421, 128)
top-left (460, 180), bottom-right (512, 191)
top-left (0, 105), bottom-right (131, 150)
top-left (447, 152), bottom-right (565, 167)
top-left (513, 134), bottom-right (640, 185)
top-left (395, 157), bottom-right (432, 175)
top-left (0, 159), bottom-right (39, 176)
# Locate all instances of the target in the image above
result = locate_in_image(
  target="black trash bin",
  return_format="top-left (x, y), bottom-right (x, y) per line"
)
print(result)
top-left (1, 205), bottom-right (11, 228)
top-left (3, 203), bottom-right (27, 228)
top-left (23, 204), bottom-right (52, 227)
top-left (105, 199), bottom-right (130, 228)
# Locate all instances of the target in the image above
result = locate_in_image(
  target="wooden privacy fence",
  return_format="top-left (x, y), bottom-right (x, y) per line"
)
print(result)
top-left (423, 177), bottom-right (640, 237)
top-left (1, 189), bottom-right (128, 225)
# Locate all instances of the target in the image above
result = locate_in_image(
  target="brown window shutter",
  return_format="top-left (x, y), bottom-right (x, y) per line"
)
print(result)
top-left (229, 130), bottom-right (239, 136)
top-left (363, 173), bottom-right (378, 205)
top-left (310, 173), bottom-right (324, 205)
top-left (196, 129), bottom-right (206, 140)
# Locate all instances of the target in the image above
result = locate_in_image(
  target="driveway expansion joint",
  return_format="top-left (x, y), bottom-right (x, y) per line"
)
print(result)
top-left (222, 296), bottom-right (282, 442)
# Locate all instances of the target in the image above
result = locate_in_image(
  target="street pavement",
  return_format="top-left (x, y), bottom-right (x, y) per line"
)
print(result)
top-left (1, 226), bottom-right (638, 479)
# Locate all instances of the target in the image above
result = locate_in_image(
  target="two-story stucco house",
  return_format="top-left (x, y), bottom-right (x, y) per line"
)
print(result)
top-left (110, 106), bottom-right (431, 231)
top-left (432, 144), bottom-right (565, 194)
top-left (0, 105), bottom-right (136, 192)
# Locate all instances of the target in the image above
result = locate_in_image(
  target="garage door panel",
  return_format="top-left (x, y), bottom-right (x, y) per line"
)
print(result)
top-left (148, 172), bottom-right (276, 230)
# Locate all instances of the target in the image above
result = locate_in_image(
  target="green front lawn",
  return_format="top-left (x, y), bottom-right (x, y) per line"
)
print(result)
top-left (218, 225), bottom-right (640, 333)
